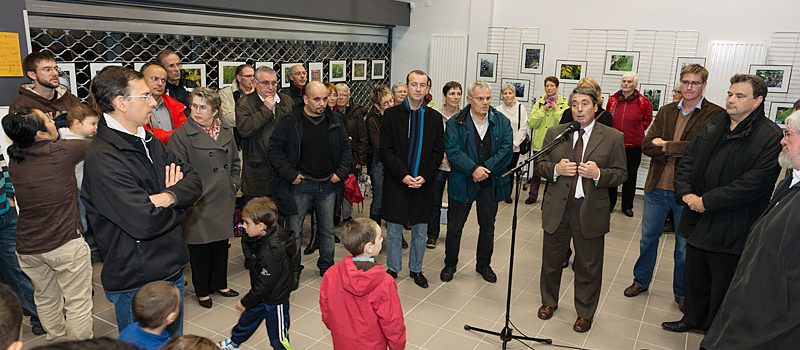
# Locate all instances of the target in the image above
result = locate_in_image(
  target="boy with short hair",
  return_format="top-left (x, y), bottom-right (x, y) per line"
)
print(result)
top-left (118, 281), bottom-right (181, 350)
top-left (320, 218), bottom-right (406, 349)
top-left (218, 197), bottom-right (295, 350)
top-left (0, 284), bottom-right (23, 350)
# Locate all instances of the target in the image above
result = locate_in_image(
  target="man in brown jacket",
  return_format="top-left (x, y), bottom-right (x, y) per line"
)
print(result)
top-left (534, 87), bottom-right (627, 333)
top-left (10, 52), bottom-right (82, 128)
top-left (622, 64), bottom-right (724, 313)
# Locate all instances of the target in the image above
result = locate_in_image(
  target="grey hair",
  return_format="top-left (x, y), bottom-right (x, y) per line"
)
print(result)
top-left (255, 66), bottom-right (277, 77)
top-left (569, 86), bottom-right (599, 106)
top-left (786, 110), bottom-right (800, 132)
top-left (391, 82), bottom-right (406, 93)
top-left (501, 83), bottom-right (516, 94)
top-left (622, 72), bottom-right (638, 86)
top-left (468, 81), bottom-right (492, 97)
top-left (334, 83), bottom-right (350, 94)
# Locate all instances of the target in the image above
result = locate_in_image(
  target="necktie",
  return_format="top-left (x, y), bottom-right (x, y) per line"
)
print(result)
top-left (567, 129), bottom-right (585, 207)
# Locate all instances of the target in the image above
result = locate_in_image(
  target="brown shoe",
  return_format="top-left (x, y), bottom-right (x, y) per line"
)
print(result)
top-left (624, 282), bottom-right (648, 297)
top-left (537, 305), bottom-right (556, 320)
top-left (573, 317), bottom-right (592, 332)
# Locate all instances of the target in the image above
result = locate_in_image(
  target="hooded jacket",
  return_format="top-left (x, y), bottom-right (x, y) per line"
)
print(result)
top-left (10, 84), bottom-right (82, 128)
top-left (320, 256), bottom-right (405, 350)
top-left (240, 226), bottom-right (296, 308)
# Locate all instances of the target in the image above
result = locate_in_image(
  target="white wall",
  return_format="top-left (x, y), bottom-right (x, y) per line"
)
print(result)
top-left (393, 0), bottom-right (800, 101)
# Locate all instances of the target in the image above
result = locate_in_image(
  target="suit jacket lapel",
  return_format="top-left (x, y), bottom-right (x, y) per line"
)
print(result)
top-left (583, 124), bottom-right (605, 160)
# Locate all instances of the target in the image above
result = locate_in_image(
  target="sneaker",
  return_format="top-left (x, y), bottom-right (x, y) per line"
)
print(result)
top-left (218, 338), bottom-right (240, 350)
top-left (425, 237), bottom-right (437, 249)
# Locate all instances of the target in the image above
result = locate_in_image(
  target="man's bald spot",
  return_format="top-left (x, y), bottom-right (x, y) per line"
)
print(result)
top-left (305, 81), bottom-right (327, 96)
top-left (143, 64), bottom-right (167, 76)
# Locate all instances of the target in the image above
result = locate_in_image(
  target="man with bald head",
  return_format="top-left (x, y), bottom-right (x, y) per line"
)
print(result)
top-left (268, 81), bottom-right (352, 289)
top-left (140, 63), bottom-right (186, 144)
top-left (280, 64), bottom-right (307, 111)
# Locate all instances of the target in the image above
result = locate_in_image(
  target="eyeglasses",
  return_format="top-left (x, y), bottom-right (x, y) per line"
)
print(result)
top-left (680, 80), bottom-right (704, 87)
top-left (783, 129), bottom-right (799, 138)
top-left (38, 66), bottom-right (60, 73)
top-left (125, 93), bottom-right (153, 101)
top-left (256, 80), bottom-right (278, 87)
top-left (190, 103), bottom-right (210, 112)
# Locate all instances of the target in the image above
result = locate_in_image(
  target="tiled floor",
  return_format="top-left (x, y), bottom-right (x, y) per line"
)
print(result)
top-left (20, 190), bottom-right (703, 350)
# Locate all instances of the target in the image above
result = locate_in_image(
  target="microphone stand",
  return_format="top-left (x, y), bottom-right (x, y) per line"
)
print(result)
top-left (464, 132), bottom-right (572, 349)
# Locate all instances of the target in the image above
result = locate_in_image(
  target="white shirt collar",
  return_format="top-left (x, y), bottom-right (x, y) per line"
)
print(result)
top-left (104, 113), bottom-right (147, 139)
top-left (791, 169), bottom-right (800, 188)
top-left (581, 119), bottom-right (596, 137)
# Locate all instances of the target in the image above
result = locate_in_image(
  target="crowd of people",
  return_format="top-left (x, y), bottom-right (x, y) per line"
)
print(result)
top-left (1, 48), bottom-right (800, 350)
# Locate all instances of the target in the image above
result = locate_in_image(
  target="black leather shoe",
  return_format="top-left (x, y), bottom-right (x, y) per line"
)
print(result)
top-left (661, 320), bottom-right (705, 334)
top-left (31, 324), bottom-right (46, 336)
top-left (198, 297), bottom-right (213, 309)
top-left (476, 266), bottom-right (497, 283)
top-left (440, 265), bottom-right (456, 282)
top-left (623, 282), bottom-right (648, 297)
top-left (623, 209), bottom-right (634, 217)
top-left (525, 198), bottom-right (537, 205)
top-left (387, 269), bottom-right (397, 279)
top-left (504, 197), bottom-right (513, 204)
top-left (410, 271), bottom-right (428, 288)
top-left (425, 237), bottom-right (437, 249)
top-left (402, 237), bottom-right (409, 249)
top-left (216, 289), bottom-right (240, 297)
top-left (334, 234), bottom-right (341, 243)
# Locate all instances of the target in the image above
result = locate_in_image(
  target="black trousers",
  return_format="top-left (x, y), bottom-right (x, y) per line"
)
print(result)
top-left (682, 244), bottom-right (740, 330)
top-left (610, 147), bottom-right (641, 211)
top-left (444, 185), bottom-right (498, 268)
top-left (540, 199), bottom-right (604, 320)
top-left (188, 239), bottom-right (230, 297)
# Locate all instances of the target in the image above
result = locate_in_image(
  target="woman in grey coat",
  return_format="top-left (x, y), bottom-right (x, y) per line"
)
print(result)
top-left (168, 87), bottom-right (241, 308)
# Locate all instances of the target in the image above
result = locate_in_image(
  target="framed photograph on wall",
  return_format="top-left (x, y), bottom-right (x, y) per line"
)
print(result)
top-left (181, 64), bottom-right (206, 88)
top-left (768, 101), bottom-right (794, 127)
top-left (520, 43), bottom-right (545, 75)
top-left (218, 61), bottom-right (245, 88)
top-left (640, 83), bottom-right (667, 116)
top-left (555, 60), bottom-right (587, 84)
top-left (604, 50), bottom-right (639, 75)
top-left (749, 64), bottom-right (793, 93)
top-left (132, 62), bottom-right (146, 72)
top-left (477, 53), bottom-right (498, 82)
top-left (352, 60), bottom-right (367, 81)
top-left (308, 62), bottom-right (323, 82)
top-left (281, 63), bottom-right (302, 88)
top-left (674, 57), bottom-right (706, 84)
top-left (89, 62), bottom-right (123, 79)
top-left (56, 63), bottom-right (77, 95)
top-left (601, 93), bottom-right (610, 109)
top-left (371, 60), bottom-right (385, 79)
top-left (255, 62), bottom-right (273, 69)
top-left (500, 78), bottom-right (531, 102)
top-left (330, 60), bottom-right (346, 82)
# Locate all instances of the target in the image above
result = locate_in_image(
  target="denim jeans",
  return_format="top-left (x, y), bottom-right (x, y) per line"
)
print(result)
top-left (0, 209), bottom-right (41, 328)
top-left (369, 161), bottom-right (384, 220)
top-left (106, 272), bottom-right (185, 337)
top-left (633, 188), bottom-right (686, 298)
top-left (288, 179), bottom-right (336, 273)
top-left (386, 222), bottom-right (427, 273)
top-left (427, 170), bottom-right (449, 239)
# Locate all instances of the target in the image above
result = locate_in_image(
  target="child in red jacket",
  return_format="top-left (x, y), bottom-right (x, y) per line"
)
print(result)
top-left (320, 218), bottom-right (406, 349)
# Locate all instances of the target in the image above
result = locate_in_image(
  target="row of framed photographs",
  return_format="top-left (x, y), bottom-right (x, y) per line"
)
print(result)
top-left (479, 49), bottom-right (794, 94)
top-left (54, 59), bottom-right (388, 95)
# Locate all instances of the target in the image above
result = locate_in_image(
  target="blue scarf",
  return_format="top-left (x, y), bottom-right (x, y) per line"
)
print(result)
top-left (404, 99), bottom-right (425, 177)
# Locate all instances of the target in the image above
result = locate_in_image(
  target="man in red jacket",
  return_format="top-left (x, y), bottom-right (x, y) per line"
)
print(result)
top-left (140, 63), bottom-right (186, 144)
top-left (606, 72), bottom-right (653, 217)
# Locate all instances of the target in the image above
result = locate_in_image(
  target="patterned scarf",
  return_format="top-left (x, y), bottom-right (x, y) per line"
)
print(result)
top-left (404, 99), bottom-right (425, 177)
top-left (545, 92), bottom-right (558, 105)
top-left (198, 116), bottom-right (221, 140)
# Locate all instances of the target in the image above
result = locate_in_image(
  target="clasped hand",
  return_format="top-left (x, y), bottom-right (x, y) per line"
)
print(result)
top-left (555, 159), bottom-right (599, 179)
top-left (402, 175), bottom-right (426, 188)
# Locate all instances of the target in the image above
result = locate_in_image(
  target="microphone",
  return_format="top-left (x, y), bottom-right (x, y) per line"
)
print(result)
top-left (555, 121), bottom-right (581, 141)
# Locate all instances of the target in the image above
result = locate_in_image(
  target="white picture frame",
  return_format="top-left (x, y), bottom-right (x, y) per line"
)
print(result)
top-left (56, 63), bottom-right (77, 95)
top-left (520, 43), bottom-right (545, 75)
top-left (371, 60), bottom-right (385, 80)
top-left (281, 63), bottom-right (302, 88)
top-left (308, 62), bottom-right (323, 82)
top-left (749, 64), bottom-right (793, 94)
top-left (330, 60), bottom-right (346, 83)
top-left (604, 50), bottom-right (640, 75)
top-left (89, 62), bottom-right (123, 79)
top-left (255, 62), bottom-right (273, 70)
top-left (500, 78), bottom-right (531, 102)
top-left (477, 53), bottom-right (498, 82)
top-left (674, 57), bottom-right (706, 85)
top-left (218, 61), bottom-right (245, 88)
top-left (180, 63), bottom-right (206, 88)
top-left (555, 59), bottom-right (587, 84)
top-left (768, 101), bottom-right (794, 127)
top-left (133, 62), bottom-right (146, 72)
top-left (640, 83), bottom-right (667, 116)
top-left (352, 60), bottom-right (367, 81)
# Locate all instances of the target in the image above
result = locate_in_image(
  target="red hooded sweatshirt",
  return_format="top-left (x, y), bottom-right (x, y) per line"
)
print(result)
top-left (320, 256), bottom-right (406, 350)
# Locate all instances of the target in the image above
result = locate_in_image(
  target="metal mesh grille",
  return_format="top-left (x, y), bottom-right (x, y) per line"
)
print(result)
top-left (30, 28), bottom-right (391, 106)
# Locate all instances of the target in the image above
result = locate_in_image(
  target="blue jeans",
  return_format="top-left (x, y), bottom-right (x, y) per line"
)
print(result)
top-left (369, 161), bottom-right (384, 220)
top-left (106, 272), bottom-right (185, 336)
top-left (231, 302), bottom-right (290, 349)
top-left (427, 170), bottom-right (449, 239)
top-left (0, 209), bottom-right (41, 328)
top-left (288, 179), bottom-right (336, 273)
top-left (386, 222), bottom-right (427, 273)
top-left (633, 189), bottom-right (686, 298)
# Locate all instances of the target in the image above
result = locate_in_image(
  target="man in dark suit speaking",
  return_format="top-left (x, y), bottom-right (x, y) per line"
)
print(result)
top-left (533, 87), bottom-right (627, 333)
